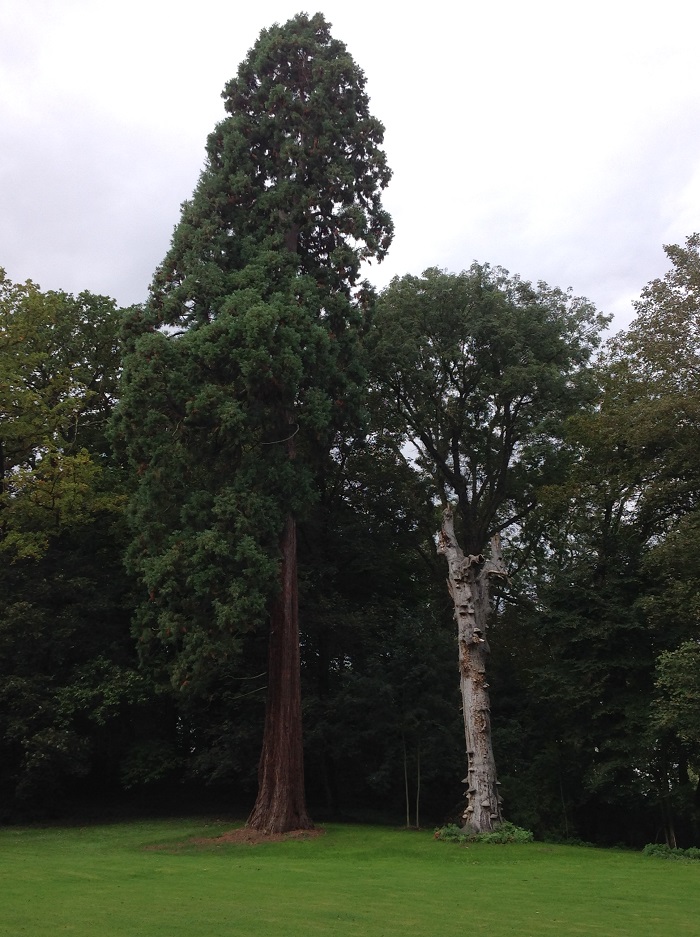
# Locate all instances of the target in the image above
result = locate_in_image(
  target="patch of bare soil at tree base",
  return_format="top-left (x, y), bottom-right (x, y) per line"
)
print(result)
top-left (146, 826), bottom-right (325, 850)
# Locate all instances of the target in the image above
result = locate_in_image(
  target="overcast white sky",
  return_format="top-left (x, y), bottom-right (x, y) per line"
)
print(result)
top-left (2, 0), bottom-right (699, 332)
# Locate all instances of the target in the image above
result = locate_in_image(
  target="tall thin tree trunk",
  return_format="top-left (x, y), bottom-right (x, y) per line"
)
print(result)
top-left (247, 513), bottom-right (313, 833)
top-left (415, 742), bottom-right (421, 830)
top-left (403, 733), bottom-right (410, 828)
top-left (559, 763), bottom-right (570, 839)
top-left (437, 506), bottom-right (506, 832)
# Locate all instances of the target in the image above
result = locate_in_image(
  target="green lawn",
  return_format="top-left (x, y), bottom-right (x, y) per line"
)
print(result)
top-left (0, 819), bottom-right (698, 936)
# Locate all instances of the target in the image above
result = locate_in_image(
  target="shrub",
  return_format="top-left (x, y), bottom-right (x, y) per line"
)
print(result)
top-left (435, 821), bottom-right (533, 845)
top-left (643, 843), bottom-right (700, 861)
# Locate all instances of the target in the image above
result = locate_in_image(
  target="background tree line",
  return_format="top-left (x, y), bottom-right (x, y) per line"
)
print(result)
top-left (1, 13), bottom-right (698, 847)
top-left (2, 233), bottom-right (698, 846)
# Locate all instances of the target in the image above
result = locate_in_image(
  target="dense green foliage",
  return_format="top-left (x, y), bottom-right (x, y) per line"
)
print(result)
top-left (643, 842), bottom-right (700, 861)
top-left (485, 235), bottom-right (700, 846)
top-left (0, 271), bottom-right (162, 815)
top-left (0, 271), bottom-right (123, 559)
top-left (371, 265), bottom-right (608, 551)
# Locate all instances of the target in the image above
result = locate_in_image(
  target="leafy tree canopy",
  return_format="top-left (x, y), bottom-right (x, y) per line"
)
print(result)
top-left (371, 264), bottom-right (609, 553)
top-left (0, 269), bottom-right (124, 560)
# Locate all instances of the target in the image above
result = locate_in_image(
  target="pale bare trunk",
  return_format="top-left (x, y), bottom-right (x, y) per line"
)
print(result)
top-left (437, 506), bottom-right (507, 832)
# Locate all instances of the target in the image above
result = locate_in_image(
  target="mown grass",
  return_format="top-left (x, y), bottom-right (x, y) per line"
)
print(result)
top-left (1, 819), bottom-right (699, 936)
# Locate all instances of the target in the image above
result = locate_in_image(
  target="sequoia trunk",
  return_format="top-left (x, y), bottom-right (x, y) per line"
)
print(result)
top-left (437, 506), bottom-right (506, 832)
top-left (247, 513), bottom-right (313, 833)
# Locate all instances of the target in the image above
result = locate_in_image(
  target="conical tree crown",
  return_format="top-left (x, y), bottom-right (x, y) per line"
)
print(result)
top-left (149, 11), bottom-right (392, 329)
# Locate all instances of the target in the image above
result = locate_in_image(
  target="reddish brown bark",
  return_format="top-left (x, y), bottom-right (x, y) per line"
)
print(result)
top-left (247, 513), bottom-right (313, 834)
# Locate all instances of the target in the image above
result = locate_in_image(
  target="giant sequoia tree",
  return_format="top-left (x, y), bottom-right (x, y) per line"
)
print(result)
top-left (371, 266), bottom-right (607, 831)
top-left (115, 13), bottom-right (392, 833)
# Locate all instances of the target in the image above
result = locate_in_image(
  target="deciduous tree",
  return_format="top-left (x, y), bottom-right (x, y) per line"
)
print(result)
top-left (371, 265), bottom-right (607, 830)
top-left (0, 270), bottom-right (123, 559)
top-left (0, 271), bottom-right (149, 816)
top-left (510, 235), bottom-right (700, 845)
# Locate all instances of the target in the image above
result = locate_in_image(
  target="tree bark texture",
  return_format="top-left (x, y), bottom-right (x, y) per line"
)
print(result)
top-left (247, 513), bottom-right (313, 833)
top-left (437, 506), bottom-right (506, 832)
